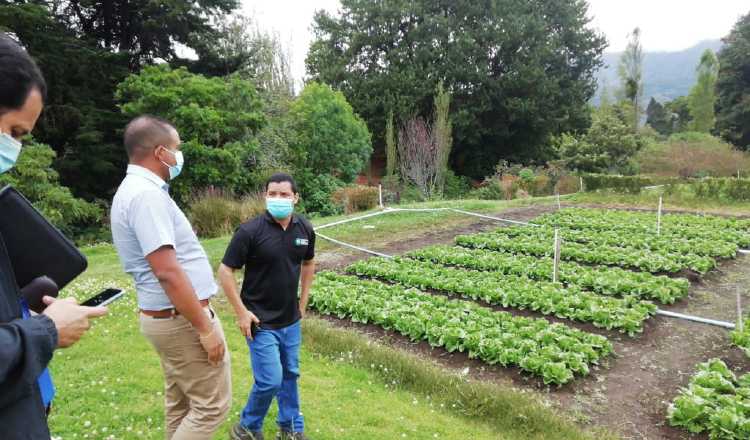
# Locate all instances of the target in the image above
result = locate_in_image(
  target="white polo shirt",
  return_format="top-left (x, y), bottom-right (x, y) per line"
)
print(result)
top-left (110, 165), bottom-right (217, 311)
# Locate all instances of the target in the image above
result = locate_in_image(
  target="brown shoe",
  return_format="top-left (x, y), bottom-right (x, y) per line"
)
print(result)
top-left (231, 423), bottom-right (264, 440)
top-left (276, 431), bottom-right (309, 440)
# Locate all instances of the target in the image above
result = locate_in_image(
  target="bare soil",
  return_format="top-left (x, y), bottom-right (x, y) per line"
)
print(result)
top-left (311, 202), bottom-right (750, 440)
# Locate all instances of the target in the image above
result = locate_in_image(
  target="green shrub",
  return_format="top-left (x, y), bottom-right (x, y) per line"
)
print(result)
top-left (116, 65), bottom-right (267, 203)
top-left (379, 174), bottom-right (402, 204)
top-left (637, 132), bottom-right (750, 178)
top-left (580, 174), bottom-right (653, 194)
top-left (442, 170), bottom-right (472, 199)
top-left (288, 82), bottom-right (372, 211)
top-left (331, 185), bottom-right (380, 214)
top-left (472, 180), bottom-right (505, 200)
top-left (692, 178), bottom-right (750, 202)
top-left (187, 188), bottom-right (265, 238)
top-left (301, 174), bottom-right (345, 217)
top-left (0, 140), bottom-right (102, 235)
top-left (559, 104), bottom-right (645, 174)
top-left (555, 175), bottom-right (581, 194)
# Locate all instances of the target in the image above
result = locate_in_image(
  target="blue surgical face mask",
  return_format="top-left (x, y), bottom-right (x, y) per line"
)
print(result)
top-left (159, 147), bottom-right (184, 180)
top-left (266, 197), bottom-right (294, 220)
top-left (0, 131), bottom-right (22, 174)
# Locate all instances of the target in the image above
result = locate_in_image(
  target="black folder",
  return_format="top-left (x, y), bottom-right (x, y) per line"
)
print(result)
top-left (0, 185), bottom-right (87, 290)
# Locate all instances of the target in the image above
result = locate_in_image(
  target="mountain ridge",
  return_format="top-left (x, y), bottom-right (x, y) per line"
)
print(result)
top-left (594, 39), bottom-right (723, 104)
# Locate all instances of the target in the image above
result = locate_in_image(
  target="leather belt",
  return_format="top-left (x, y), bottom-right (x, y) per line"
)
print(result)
top-left (141, 299), bottom-right (210, 318)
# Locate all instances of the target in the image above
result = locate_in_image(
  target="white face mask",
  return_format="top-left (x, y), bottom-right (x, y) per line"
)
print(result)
top-left (0, 130), bottom-right (22, 174)
top-left (159, 147), bottom-right (185, 180)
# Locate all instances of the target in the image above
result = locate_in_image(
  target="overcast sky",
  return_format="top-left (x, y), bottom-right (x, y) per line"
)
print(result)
top-left (242, 0), bottom-right (749, 85)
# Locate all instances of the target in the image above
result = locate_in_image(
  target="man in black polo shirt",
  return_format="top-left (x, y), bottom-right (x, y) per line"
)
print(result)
top-left (218, 173), bottom-right (315, 440)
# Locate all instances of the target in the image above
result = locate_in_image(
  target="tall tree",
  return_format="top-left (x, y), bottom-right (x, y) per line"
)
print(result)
top-left (187, 15), bottom-right (295, 96)
top-left (385, 110), bottom-right (397, 177)
top-left (688, 49), bottom-right (720, 133)
top-left (618, 27), bottom-right (644, 132)
top-left (1, 4), bottom-right (131, 200)
top-left (716, 11), bottom-right (750, 150)
top-left (307, 0), bottom-right (606, 178)
top-left (665, 96), bottom-right (692, 133)
top-left (433, 81), bottom-right (453, 193)
top-left (52, 0), bottom-right (238, 69)
top-left (646, 97), bottom-right (672, 135)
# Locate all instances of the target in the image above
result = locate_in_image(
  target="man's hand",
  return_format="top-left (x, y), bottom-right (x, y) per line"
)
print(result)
top-left (299, 305), bottom-right (306, 319)
top-left (42, 296), bottom-right (108, 348)
top-left (237, 308), bottom-right (260, 339)
top-left (198, 323), bottom-right (226, 366)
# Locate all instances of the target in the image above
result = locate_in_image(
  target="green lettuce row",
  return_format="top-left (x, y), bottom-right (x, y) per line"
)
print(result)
top-left (668, 358), bottom-right (750, 439)
top-left (535, 209), bottom-right (750, 248)
top-left (491, 225), bottom-right (737, 259)
top-left (346, 257), bottom-right (656, 336)
top-left (406, 245), bottom-right (689, 304)
top-left (456, 232), bottom-right (717, 274)
top-left (311, 272), bottom-right (614, 385)
top-left (545, 207), bottom-right (750, 231)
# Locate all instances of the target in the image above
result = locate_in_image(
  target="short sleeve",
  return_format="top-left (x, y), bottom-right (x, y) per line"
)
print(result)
top-left (129, 190), bottom-right (176, 257)
top-left (304, 224), bottom-right (316, 261)
top-left (222, 226), bottom-right (252, 269)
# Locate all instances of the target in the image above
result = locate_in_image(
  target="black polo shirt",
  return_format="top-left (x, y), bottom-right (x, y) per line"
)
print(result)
top-left (222, 211), bottom-right (315, 329)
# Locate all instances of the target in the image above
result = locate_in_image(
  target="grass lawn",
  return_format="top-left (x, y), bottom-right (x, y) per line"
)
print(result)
top-left (48, 198), bottom-right (613, 440)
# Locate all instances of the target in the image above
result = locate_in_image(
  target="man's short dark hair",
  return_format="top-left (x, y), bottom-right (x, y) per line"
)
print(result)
top-left (265, 173), bottom-right (298, 194)
top-left (0, 33), bottom-right (47, 114)
top-left (123, 115), bottom-right (176, 159)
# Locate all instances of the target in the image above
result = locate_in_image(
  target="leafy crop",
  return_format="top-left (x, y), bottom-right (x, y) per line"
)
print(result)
top-left (406, 245), bottom-right (689, 304)
top-left (310, 272), bottom-right (614, 385)
top-left (668, 359), bottom-right (750, 439)
top-left (346, 257), bottom-right (657, 335)
top-left (456, 232), bottom-right (716, 274)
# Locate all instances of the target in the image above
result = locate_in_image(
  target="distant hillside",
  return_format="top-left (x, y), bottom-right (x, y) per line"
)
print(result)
top-left (594, 39), bottom-right (723, 105)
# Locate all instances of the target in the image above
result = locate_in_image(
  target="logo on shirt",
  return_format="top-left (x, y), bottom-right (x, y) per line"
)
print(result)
top-left (294, 238), bottom-right (309, 246)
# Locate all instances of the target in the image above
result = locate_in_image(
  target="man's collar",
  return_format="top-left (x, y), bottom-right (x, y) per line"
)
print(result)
top-left (127, 164), bottom-right (168, 191)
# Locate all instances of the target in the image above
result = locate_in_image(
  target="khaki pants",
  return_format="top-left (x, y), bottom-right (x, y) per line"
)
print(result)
top-left (140, 307), bottom-right (232, 440)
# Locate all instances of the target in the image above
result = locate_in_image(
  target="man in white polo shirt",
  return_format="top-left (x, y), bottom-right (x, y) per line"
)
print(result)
top-left (111, 115), bottom-right (231, 439)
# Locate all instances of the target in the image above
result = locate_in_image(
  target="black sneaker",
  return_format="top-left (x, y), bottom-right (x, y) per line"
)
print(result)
top-left (276, 431), bottom-right (310, 440)
top-left (231, 423), bottom-right (264, 440)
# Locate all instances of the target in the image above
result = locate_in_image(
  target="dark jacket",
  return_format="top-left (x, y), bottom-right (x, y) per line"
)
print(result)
top-left (0, 232), bottom-right (57, 439)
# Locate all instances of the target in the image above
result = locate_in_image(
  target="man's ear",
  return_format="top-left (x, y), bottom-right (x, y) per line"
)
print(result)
top-left (293, 193), bottom-right (300, 205)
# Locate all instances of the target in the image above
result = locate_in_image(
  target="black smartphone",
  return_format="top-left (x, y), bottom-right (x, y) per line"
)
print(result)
top-left (250, 321), bottom-right (259, 339)
top-left (81, 288), bottom-right (124, 307)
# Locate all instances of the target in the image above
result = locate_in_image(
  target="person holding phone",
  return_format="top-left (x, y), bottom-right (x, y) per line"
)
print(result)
top-left (110, 115), bottom-right (231, 439)
top-left (218, 173), bottom-right (316, 440)
top-left (0, 33), bottom-right (109, 439)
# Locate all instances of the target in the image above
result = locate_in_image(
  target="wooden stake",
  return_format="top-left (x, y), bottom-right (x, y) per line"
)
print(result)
top-left (579, 177), bottom-right (584, 192)
top-left (378, 184), bottom-right (383, 208)
top-left (557, 193), bottom-right (561, 210)
top-left (738, 287), bottom-right (744, 333)
top-left (553, 228), bottom-right (561, 283)
top-left (657, 196), bottom-right (663, 235)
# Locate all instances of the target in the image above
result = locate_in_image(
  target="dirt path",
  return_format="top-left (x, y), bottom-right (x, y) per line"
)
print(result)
top-left (309, 203), bottom-right (750, 440)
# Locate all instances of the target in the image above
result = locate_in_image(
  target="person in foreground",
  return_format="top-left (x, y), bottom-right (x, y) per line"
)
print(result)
top-left (218, 173), bottom-right (316, 440)
top-left (0, 33), bottom-right (108, 439)
top-left (110, 115), bottom-right (231, 439)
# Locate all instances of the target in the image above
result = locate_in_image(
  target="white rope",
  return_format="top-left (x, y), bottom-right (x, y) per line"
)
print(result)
top-left (315, 209), bottom-right (394, 231)
top-left (448, 208), bottom-right (537, 226)
top-left (316, 231), bottom-right (393, 258)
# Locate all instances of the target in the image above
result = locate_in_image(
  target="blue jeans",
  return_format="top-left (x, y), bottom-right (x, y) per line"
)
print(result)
top-left (240, 320), bottom-right (304, 433)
